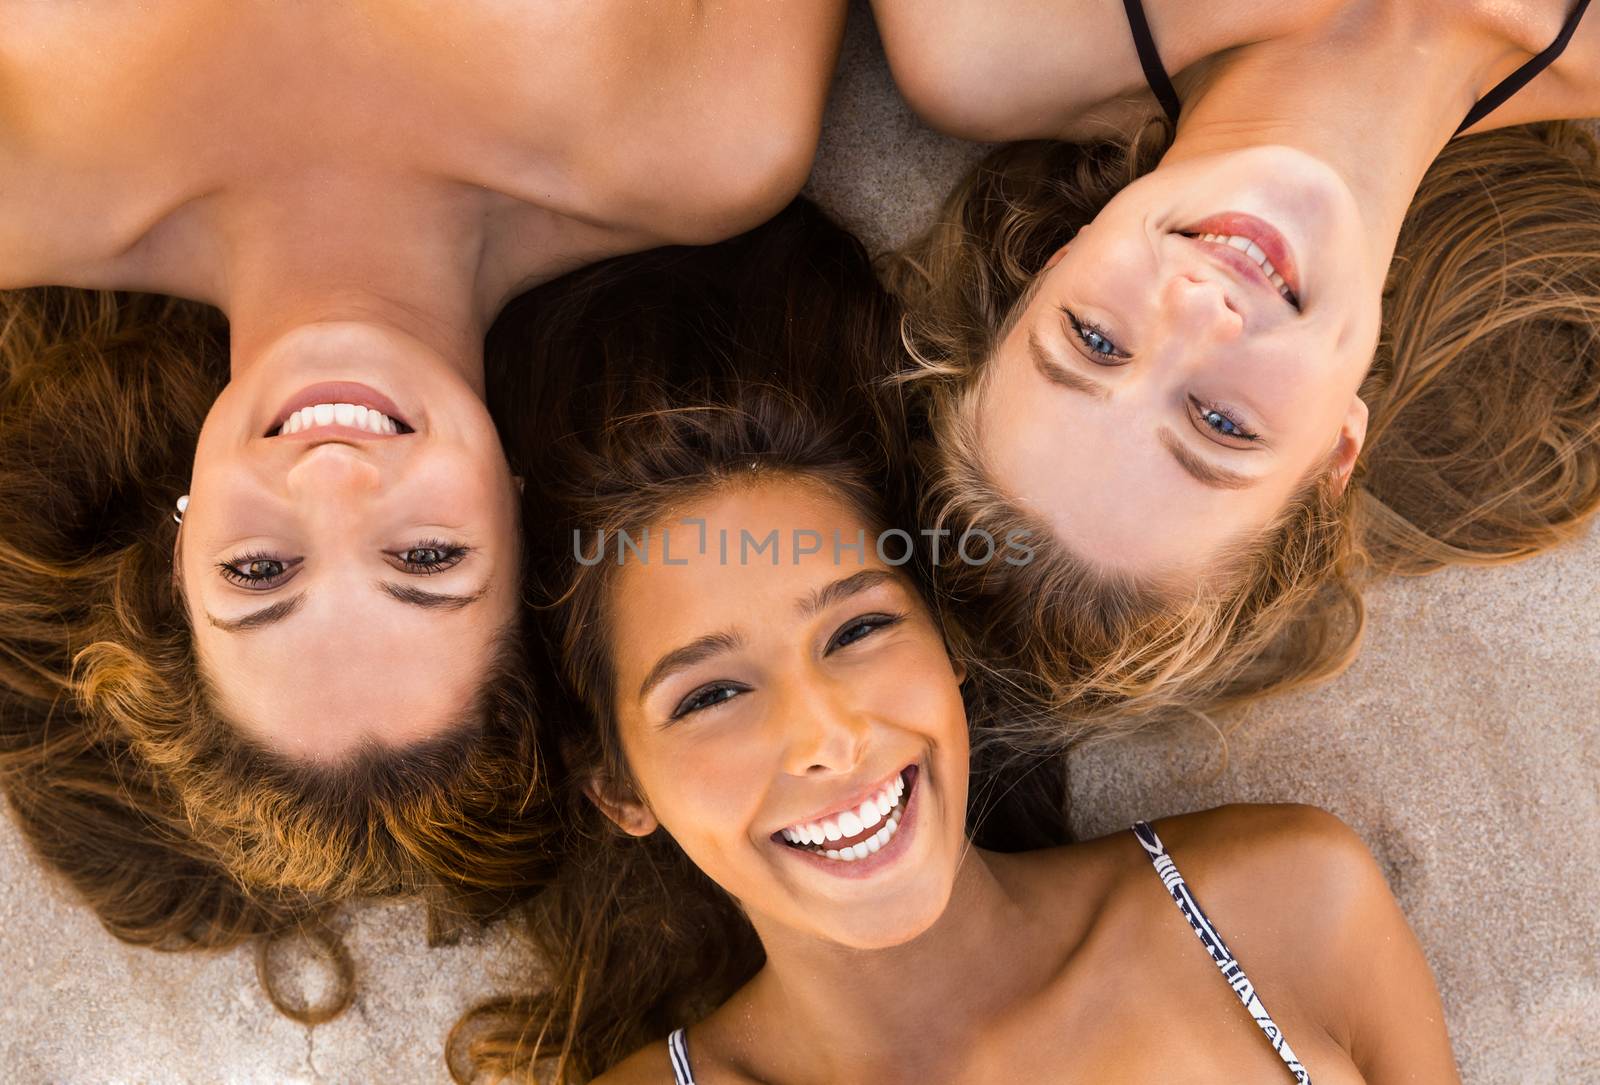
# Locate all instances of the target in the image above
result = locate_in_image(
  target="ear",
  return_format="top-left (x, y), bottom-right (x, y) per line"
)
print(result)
top-left (514, 475), bottom-right (526, 496)
top-left (583, 773), bottom-right (659, 837)
top-left (951, 655), bottom-right (969, 686)
top-left (1329, 393), bottom-right (1370, 496)
top-left (1042, 242), bottom-right (1071, 271)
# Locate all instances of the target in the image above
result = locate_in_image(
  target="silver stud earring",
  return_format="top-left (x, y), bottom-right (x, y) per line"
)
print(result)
top-left (173, 494), bottom-right (190, 525)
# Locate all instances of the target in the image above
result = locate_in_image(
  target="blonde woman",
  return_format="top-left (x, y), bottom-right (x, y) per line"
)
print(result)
top-left (866, 0), bottom-right (1600, 732)
top-left (0, 1), bottom-right (844, 996)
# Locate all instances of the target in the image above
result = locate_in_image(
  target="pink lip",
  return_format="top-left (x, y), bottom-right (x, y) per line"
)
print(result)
top-left (772, 763), bottom-right (921, 882)
top-left (267, 382), bottom-right (415, 437)
top-left (1178, 212), bottom-right (1302, 309)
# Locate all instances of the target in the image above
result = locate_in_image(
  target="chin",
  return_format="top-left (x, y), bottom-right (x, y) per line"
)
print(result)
top-left (823, 874), bottom-right (955, 951)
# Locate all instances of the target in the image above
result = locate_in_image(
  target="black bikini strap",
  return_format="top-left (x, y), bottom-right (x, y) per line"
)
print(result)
top-left (1122, 0), bottom-right (1182, 124)
top-left (1456, 0), bottom-right (1592, 134)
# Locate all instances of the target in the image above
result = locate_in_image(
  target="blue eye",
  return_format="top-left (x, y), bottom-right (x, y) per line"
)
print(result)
top-left (1062, 308), bottom-right (1124, 360)
top-left (1195, 401), bottom-right (1260, 442)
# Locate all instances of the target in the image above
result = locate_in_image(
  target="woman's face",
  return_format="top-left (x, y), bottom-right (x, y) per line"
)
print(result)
top-left (178, 322), bottom-right (521, 759)
top-left (596, 477), bottom-right (971, 950)
top-left (976, 145), bottom-right (1380, 580)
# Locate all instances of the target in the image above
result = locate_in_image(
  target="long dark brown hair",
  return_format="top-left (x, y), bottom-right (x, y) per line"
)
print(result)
top-left (887, 120), bottom-right (1600, 748)
top-left (0, 288), bottom-right (557, 1018)
top-left (452, 198), bottom-right (1066, 1083)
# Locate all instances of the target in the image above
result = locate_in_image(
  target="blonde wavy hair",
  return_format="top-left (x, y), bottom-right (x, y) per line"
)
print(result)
top-left (887, 120), bottom-right (1600, 749)
top-left (0, 288), bottom-right (555, 1019)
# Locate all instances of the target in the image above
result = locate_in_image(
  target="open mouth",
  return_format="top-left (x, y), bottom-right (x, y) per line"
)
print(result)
top-left (264, 382), bottom-right (416, 438)
top-left (775, 765), bottom-right (916, 863)
top-left (1176, 212), bottom-right (1302, 311)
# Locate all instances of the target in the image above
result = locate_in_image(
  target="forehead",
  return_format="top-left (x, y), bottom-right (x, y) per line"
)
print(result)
top-left (193, 582), bottom-right (516, 759)
top-left (606, 478), bottom-right (899, 656)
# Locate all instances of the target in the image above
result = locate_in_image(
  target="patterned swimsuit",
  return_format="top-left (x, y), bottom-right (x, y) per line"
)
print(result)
top-left (666, 821), bottom-right (1311, 1083)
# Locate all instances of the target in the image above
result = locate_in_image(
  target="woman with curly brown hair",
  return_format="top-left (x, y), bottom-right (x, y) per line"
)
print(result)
top-left (449, 201), bottom-right (1458, 1084)
top-left (865, 1), bottom-right (1600, 735)
top-left (0, 2), bottom-right (846, 1005)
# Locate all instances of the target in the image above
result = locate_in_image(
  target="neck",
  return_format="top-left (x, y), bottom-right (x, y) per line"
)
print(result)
top-left (1163, 11), bottom-right (1480, 266)
top-left (741, 847), bottom-right (1054, 1082)
top-left (213, 176), bottom-right (513, 394)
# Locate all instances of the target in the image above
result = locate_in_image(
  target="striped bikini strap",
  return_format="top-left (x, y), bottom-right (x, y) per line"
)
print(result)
top-left (666, 1026), bottom-right (696, 1085)
top-left (1131, 821), bottom-right (1313, 1084)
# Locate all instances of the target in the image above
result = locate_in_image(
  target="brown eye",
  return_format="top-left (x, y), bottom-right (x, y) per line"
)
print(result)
top-left (217, 554), bottom-right (300, 589)
top-left (392, 541), bottom-right (471, 574)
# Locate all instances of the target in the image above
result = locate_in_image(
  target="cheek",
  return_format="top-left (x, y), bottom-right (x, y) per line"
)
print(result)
top-left (635, 723), bottom-right (774, 876)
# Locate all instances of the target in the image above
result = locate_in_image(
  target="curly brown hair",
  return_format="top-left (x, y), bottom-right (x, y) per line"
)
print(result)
top-left (0, 288), bottom-right (556, 1018)
top-left (886, 120), bottom-right (1600, 749)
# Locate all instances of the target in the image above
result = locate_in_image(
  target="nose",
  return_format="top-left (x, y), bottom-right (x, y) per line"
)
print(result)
top-left (285, 442), bottom-right (383, 500)
top-left (777, 674), bottom-right (870, 778)
top-left (1164, 271), bottom-right (1245, 342)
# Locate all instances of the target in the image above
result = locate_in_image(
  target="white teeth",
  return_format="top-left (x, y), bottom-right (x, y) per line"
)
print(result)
top-left (858, 800), bottom-right (882, 832)
top-left (277, 402), bottom-right (402, 437)
top-left (1197, 233), bottom-right (1295, 304)
top-left (783, 772), bottom-right (911, 862)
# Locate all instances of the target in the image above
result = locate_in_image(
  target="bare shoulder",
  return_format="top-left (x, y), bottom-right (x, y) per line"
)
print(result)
top-left (868, 0), bottom-right (1346, 141)
top-left (564, 0), bottom-right (850, 245)
top-left (1456, 0), bottom-right (1600, 132)
top-left (1132, 804), bottom-right (1461, 1082)
top-left (592, 1038), bottom-right (677, 1085)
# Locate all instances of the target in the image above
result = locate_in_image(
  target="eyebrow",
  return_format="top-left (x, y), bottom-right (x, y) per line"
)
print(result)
top-left (636, 569), bottom-right (902, 702)
top-left (1030, 327), bottom-right (1110, 399)
top-left (376, 581), bottom-right (492, 611)
top-left (1157, 427), bottom-right (1260, 491)
top-left (205, 581), bottom-right (490, 633)
top-left (205, 593), bottom-right (307, 633)
top-left (636, 630), bottom-right (746, 702)
top-left (797, 568), bottom-right (897, 619)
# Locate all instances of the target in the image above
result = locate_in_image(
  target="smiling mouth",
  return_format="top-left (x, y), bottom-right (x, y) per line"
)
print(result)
top-left (1175, 212), bottom-right (1302, 312)
top-left (266, 402), bottom-right (414, 438)
top-left (775, 766), bottom-right (913, 862)
top-left (265, 382), bottom-right (417, 438)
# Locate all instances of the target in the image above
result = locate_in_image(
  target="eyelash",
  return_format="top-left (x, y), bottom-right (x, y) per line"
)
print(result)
top-left (216, 539), bottom-right (471, 588)
top-left (1191, 398), bottom-right (1262, 442)
top-left (1059, 307), bottom-right (1261, 443)
top-left (393, 539), bottom-right (472, 575)
top-left (1062, 308), bottom-right (1127, 360)
top-left (217, 551), bottom-right (296, 589)
top-left (668, 611), bottom-right (908, 721)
